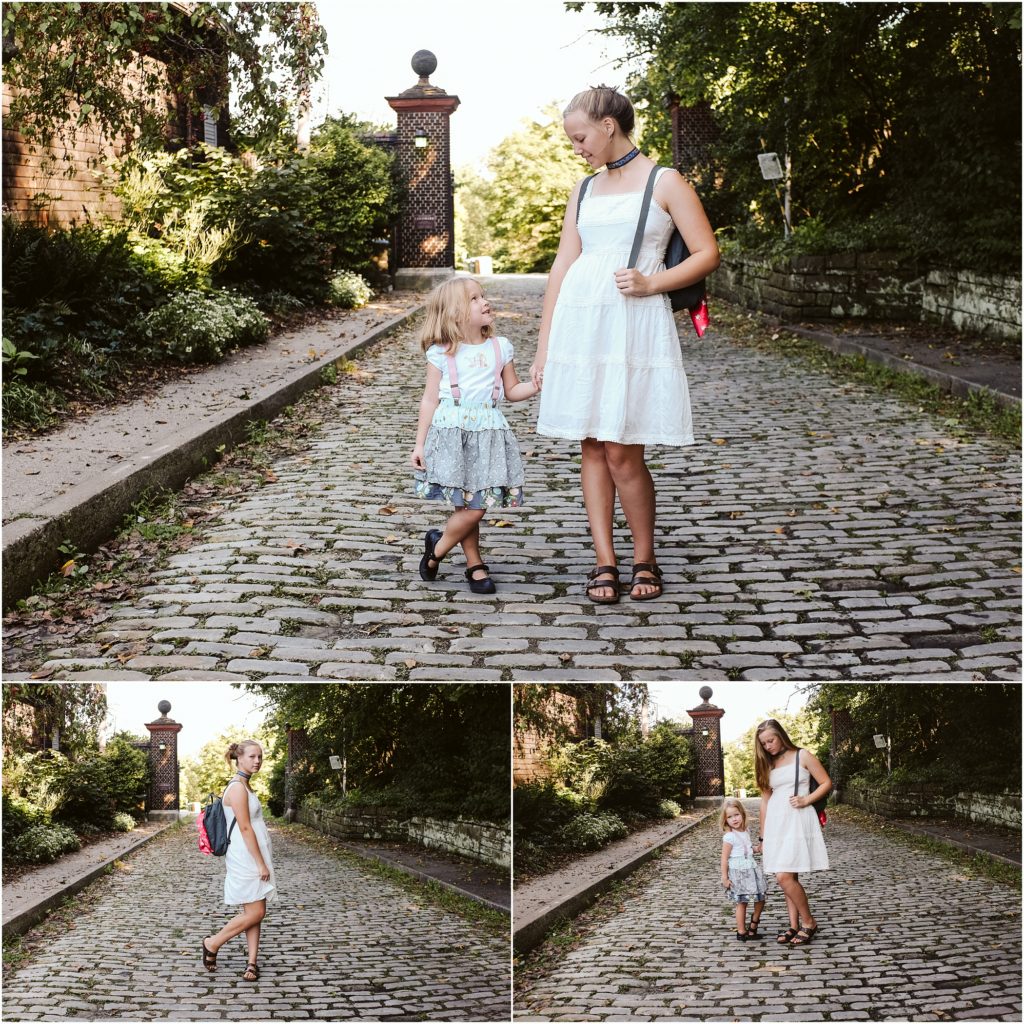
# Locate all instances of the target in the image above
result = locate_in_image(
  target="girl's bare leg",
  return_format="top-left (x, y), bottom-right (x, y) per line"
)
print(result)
top-left (776, 872), bottom-right (815, 928)
top-left (207, 900), bottom-right (267, 955)
top-left (580, 438), bottom-right (618, 598)
top-left (244, 922), bottom-right (262, 966)
top-left (430, 509), bottom-right (486, 569)
top-left (459, 520), bottom-right (489, 581)
top-left (602, 442), bottom-right (658, 596)
top-left (734, 901), bottom-right (748, 934)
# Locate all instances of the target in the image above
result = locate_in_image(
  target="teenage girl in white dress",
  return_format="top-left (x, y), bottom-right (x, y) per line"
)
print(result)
top-left (531, 84), bottom-right (720, 604)
top-left (201, 740), bottom-right (276, 981)
top-left (754, 719), bottom-right (831, 946)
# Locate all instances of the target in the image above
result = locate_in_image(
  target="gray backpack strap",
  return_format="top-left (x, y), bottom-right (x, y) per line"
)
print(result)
top-left (794, 749), bottom-right (800, 795)
top-left (628, 166), bottom-right (661, 269)
top-left (575, 175), bottom-right (594, 225)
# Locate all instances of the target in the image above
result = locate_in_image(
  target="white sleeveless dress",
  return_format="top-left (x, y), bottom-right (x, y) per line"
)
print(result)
top-left (537, 168), bottom-right (695, 446)
top-left (762, 758), bottom-right (830, 874)
top-left (222, 778), bottom-right (276, 905)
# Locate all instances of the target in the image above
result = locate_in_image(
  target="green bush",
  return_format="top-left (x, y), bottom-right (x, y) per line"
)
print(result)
top-left (141, 289), bottom-right (270, 362)
top-left (557, 810), bottom-right (628, 851)
top-left (2, 792), bottom-right (52, 844)
top-left (8, 823), bottom-right (80, 864)
top-left (657, 799), bottom-right (682, 818)
top-left (111, 812), bottom-right (137, 833)
top-left (99, 738), bottom-right (149, 816)
top-left (328, 271), bottom-right (372, 309)
top-left (513, 780), bottom-right (589, 845)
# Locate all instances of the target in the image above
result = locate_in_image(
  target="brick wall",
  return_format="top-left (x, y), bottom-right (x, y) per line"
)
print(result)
top-left (713, 251), bottom-right (1022, 342)
top-left (297, 805), bottom-right (510, 869)
top-left (513, 692), bottom-right (581, 785)
top-left (393, 109), bottom-right (454, 268)
top-left (840, 779), bottom-right (1021, 830)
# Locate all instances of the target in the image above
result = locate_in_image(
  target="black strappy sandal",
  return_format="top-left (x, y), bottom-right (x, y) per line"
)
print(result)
top-left (418, 529), bottom-right (444, 581)
top-left (629, 562), bottom-right (663, 601)
top-left (243, 961), bottom-right (260, 981)
top-left (201, 938), bottom-right (217, 972)
top-left (586, 565), bottom-right (621, 604)
top-left (748, 912), bottom-right (764, 939)
top-left (776, 927), bottom-right (799, 944)
top-left (465, 563), bottom-right (496, 595)
top-left (789, 924), bottom-right (819, 946)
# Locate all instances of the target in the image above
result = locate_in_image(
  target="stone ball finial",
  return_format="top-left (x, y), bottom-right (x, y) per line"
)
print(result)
top-left (158, 699), bottom-right (171, 715)
top-left (699, 686), bottom-right (713, 702)
top-left (412, 50), bottom-right (437, 79)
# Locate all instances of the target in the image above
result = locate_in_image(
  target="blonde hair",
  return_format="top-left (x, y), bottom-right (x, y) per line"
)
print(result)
top-left (754, 719), bottom-right (798, 793)
top-left (719, 797), bottom-right (747, 832)
top-left (419, 277), bottom-right (493, 357)
top-left (225, 739), bottom-right (261, 768)
top-left (563, 84), bottom-right (635, 137)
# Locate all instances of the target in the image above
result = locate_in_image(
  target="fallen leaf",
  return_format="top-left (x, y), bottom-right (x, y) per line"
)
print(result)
top-left (379, 505), bottom-right (398, 516)
top-left (60, 559), bottom-right (76, 577)
top-left (404, 659), bottom-right (417, 669)
top-left (712, 437), bottom-right (727, 445)
top-left (384, 535), bottom-right (399, 544)
top-left (559, 653), bottom-right (572, 663)
top-left (490, 519), bottom-right (514, 528)
top-left (30, 667), bottom-right (57, 679)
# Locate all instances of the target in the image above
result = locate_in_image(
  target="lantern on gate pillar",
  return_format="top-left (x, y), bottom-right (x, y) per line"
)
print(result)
top-left (386, 50), bottom-right (460, 290)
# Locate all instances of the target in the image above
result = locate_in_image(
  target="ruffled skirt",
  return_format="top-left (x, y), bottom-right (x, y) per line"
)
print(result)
top-left (726, 855), bottom-right (768, 904)
top-left (414, 400), bottom-right (525, 510)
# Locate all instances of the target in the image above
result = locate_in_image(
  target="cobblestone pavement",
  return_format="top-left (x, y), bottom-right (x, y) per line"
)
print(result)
top-left (514, 806), bottom-right (1022, 1021)
top-left (9, 280), bottom-right (1021, 681)
top-left (1, 823), bottom-right (510, 1021)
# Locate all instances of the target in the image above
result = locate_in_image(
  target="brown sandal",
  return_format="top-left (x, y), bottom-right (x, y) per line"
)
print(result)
top-left (586, 565), bottom-right (621, 604)
top-left (201, 938), bottom-right (217, 972)
top-left (629, 562), bottom-right (663, 601)
top-left (243, 961), bottom-right (260, 981)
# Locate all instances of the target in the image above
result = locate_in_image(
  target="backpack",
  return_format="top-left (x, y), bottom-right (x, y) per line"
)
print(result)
top-left (197, 788), bottom-right (236, 856)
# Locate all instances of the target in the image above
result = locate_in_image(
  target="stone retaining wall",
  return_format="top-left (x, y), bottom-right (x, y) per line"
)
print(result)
top-left (840, 780), bottom-right (1021, 830)
top-left (297, 804), bottom-right (510, 869)
top-left (712, 251), bottom-right (1021, 342)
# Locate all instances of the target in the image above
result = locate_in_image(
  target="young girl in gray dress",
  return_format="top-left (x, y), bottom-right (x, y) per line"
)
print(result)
top-left (720, 798), bottom-right (768, 941)
top-left (410, 278), bottom-right (538, 594)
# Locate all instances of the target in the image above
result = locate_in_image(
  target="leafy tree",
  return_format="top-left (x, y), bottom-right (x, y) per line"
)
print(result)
top-left (1, 683), bottom-right (107, 759)
top-left (247, 685), bottom-right (510, 822)
top-left (807, 683), bottom-right (1020, 791)
top-left (454, 165), bottom-right (498, 268)
top-left (514, 683), bottom-right (649, 747)
top-left (485, 105), bottom-right (590, 272)
top-left (573, 2), bottom-right (1022, 269)
top-left (1, 2), bottom-right (327, 158)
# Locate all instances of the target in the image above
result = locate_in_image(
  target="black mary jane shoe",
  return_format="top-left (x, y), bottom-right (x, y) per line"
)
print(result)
top-left (419, 529), bottom-right (444, 581)
top-left (465, 563), bottom-right (497, 595)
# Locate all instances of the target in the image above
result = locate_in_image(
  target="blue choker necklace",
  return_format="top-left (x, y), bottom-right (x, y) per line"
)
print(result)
top-left (236, 769), bottom-right (252, 780)
top-left (606, 146), bottom-right (640, 169)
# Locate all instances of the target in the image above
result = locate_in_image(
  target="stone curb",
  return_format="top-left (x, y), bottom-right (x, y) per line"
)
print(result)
top-left (2, 820), bottom-right (177, 939)
top-left (2, 305), bottom-right (425, 610)
top-left (887, 819), bottom-right (1021, 868)
top-left (512, 809), bottom-right (717, 953)
top-left (785, 325), bottom-right (1021, 410)
top-left (335, 840), bottom-right (511, 915)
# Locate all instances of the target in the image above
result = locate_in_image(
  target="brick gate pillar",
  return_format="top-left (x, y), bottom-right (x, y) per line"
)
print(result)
top-left (284, 725), bottom-right (309, 822)
top-left (688, 686), bottom-right (725, 802)
top-left (830, 705), bottom-right (855, 789)
top-left (145, 700), bottom-right (182, 821)
top-left (386, 50), bottom-right (460, 291)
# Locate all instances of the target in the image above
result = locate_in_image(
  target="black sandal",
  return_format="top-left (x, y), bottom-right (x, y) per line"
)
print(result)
top-left (586, 565), bottom-right (621, 604)
top-left (735, 929), bottom-right (752, 941)
top-left (201, 938), bottom-right (217, 972)
top-left (776, 927), bottom-right (798, 944)
top-left (418, 529), bottom-right (444, 581)
top-left (748, 912), bottom-right (763, 939)
top-left (243, 961), bottom-right (260, 981)
top-left (465, 563), bottom-right (496, 595)
top-left (789, 924), bottom-right (819, 946)
top-left (629, 562), bottom-right (663, 601)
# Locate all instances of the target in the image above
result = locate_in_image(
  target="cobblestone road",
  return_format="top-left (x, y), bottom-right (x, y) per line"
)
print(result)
top-left (10, 280), bottom-right (1021, 681)
top-left (514, 806), bottom-right (1022, 1021)
top-left (1, 823), bottom-right (510, 1021)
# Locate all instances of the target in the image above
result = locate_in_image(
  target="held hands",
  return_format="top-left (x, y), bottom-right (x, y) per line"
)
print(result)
top-left (529, 360), bottom-right (545, 392)
top-left (409, 446), bottom-right (426, 471)
top-left (613, 267), bottom-right (651, 297)
top-left (753, 841), bottom-right (763, 854)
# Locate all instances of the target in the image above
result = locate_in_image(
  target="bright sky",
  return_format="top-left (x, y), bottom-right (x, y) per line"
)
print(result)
top-left (312, 0), bottom-right (635, 169)
top-left (646, 682), bottom-right (811, 744)
top-left (103, 683), bottom-right (268, 759)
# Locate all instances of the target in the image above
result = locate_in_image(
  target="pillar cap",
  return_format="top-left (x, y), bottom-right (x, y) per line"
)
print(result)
top-left (386, 49), bottom-right (459, 107)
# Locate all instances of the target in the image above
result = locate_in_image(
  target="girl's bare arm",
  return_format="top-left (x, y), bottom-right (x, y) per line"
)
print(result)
top-left (720, 841), bottom-right (731, 887)
top-left (792, 750), bottom-right (833, 807)
top-left (501, 360), bottom-right (539, 402)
